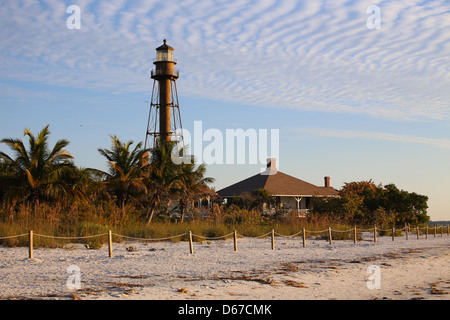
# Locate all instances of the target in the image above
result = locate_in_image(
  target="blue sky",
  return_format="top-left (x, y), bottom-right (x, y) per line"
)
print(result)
top-left (0, 0), bottom-right (449, 220)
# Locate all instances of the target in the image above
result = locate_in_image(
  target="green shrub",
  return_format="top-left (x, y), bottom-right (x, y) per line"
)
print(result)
top-left (84, 240), bottom-right (103, 250)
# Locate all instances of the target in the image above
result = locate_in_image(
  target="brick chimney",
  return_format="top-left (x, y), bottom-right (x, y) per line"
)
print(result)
top-left (324, 176), bottom-right (330, 188)
top-left (266, 158), bottom-right (277, 174)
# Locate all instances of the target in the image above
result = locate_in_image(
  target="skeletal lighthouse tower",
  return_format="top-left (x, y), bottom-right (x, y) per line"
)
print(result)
top-left (145, 40), bottom-right (183, 149)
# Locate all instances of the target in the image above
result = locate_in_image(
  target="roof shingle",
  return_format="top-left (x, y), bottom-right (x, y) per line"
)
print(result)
top-left (217, 171), bottom-right (338, 197)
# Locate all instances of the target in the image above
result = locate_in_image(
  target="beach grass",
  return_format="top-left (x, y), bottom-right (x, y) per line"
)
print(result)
top-left (0, 218), bottom-right (359, 247)
top-left (0, 202), bottom-right (416, 248)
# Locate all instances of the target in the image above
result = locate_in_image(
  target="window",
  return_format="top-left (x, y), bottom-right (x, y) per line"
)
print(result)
top-left (156, 51), bottom-right (173, 61)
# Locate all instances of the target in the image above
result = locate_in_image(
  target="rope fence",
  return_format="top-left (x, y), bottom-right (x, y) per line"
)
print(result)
top-left (0, 224), bottom-right (448, 259)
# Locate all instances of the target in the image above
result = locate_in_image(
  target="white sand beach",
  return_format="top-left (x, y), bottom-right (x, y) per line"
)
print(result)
top-left (0, 234), bottom-right (448, 300)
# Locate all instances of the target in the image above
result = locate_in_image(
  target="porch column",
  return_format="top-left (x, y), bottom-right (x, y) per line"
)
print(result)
top-left (294, 196), bottom-right (302, 212)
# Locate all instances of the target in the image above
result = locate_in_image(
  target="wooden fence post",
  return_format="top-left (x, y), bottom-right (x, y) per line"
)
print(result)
top-left (392, 227), bottom-right (395, 242)
top-left (373, 225), bottom-right (377, 243)
top-left (416, 226), bottom-right (419, 240)
top-left (328, 227), bottom-right (332, 245)
top-left (29, 230), bottom-right (33, 259)
top-left (271, 229), bottom-right (275, 250)
top-left (434, 225), bottom-right (437, 238)
top-left (233, 230), bottom-right (238, 252)
top-left (447, 225), bottom-right (449, 236)
top-left (440, 225), bottom-right (443, 237)
top-left (405, 223), bottom-right (409, 240)
top-left (189, 231), bottom-right (194, 254)
top-left (108, 230), bottom-right (113, 257)
top-left (302, 228), bottom-right (306, 248)
top-left (354, 226), bottom-right (357, 244)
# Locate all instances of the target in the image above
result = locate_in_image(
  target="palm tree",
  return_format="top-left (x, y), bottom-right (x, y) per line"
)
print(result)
top-left (143, 139), bottom-right (181, 224)
top-left (0, 125), bottom-right (80, 208)
top-left (72, 167), bottom-right (108, 204)
top-left (96, 136), bottom-right (214, 224)
top-left (97, 135), bottom-right (149, 217)
top-left (143, 139), bottom-right (214, 223)
top-left (177, 161), bottom-right (214, 222)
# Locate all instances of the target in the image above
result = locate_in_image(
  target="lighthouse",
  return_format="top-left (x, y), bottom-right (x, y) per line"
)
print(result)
top-left (145, 40), bottom-right (183, 149)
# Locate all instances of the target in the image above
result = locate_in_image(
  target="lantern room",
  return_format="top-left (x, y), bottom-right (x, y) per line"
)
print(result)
top-left (155, 39), bottom-right (174, 62)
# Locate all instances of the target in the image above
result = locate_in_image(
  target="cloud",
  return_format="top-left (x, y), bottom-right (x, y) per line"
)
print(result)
top-left (0, 0), bottom-right (449, 121)
top-left (293, 127), bottom-right (450, 150)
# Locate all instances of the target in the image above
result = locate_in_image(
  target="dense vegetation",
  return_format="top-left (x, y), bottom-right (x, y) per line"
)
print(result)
top-left (0, 126), bottom-right (214, 235)
top-left (0, 126), bottom-right (430, 247)
top-left (311, 180), bottom-right (429, 227)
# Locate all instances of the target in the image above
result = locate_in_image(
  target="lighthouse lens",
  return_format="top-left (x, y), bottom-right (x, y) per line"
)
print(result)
top-left (157, 51), bottom-right (173, 62)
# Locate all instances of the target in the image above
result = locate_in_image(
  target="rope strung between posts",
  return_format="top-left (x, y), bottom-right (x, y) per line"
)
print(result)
top-left (1, 225), bottom-right (448, 243)
top-left (274, 231), bottom-right (303, 238)
top-left (331, 229), bottom-right (353, 233)
top-left (357, 228), bottom-right (374, 232)
top-left (306, 229), bottom-right (329, 234)
top-left (33, 233), bottom-right (109, 240)
top-left (254, 231), bottom-right (273, 239)
top-left (113, 233), bottom-right (186, 242)
top-left (0, 233), bottom-right (29, 240)
top-left (192, 232), bottom-right (235, 240)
